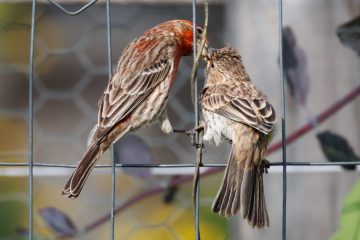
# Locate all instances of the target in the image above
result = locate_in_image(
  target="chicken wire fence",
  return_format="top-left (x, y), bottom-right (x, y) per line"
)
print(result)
top-left (0, 0), bottom-right (359, 240)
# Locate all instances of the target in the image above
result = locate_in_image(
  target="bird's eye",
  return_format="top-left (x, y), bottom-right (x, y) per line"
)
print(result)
top-left (196, 27), bottom-right (203, 35)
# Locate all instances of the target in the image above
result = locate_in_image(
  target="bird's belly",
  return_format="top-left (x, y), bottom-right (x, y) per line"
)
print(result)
top-left (202, 110), bottom-right (232, 146)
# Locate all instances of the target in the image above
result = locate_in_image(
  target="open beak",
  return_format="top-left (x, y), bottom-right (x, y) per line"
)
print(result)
top-left (204, 47), bottom-right (215, 73)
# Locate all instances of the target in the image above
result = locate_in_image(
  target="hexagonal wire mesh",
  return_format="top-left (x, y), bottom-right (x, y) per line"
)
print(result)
top-left (1, 0), bottom-right (360, 240)
top-left (4, 1), bottom-right (227, 239)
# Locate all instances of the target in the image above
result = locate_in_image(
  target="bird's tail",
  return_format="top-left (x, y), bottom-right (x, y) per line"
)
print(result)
top-left (240, 162), bottom-right (269, 228)
top-left (212, 132), bottom-right (269, 228)
top-left (62, 142), bottom-right (103, 198)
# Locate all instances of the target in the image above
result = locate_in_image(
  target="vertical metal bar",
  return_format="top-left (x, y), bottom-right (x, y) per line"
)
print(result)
top-left (192, 1), bottom-right (200, 239)
top-left (28, 1), bottom-right (36, 239)
top-left (278, 0), bottom-right (287, 239)
top-left (105, 1), bottom-right (115, 240)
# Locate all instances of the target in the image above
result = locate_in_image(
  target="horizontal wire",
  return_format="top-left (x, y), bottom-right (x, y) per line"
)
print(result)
top-left (47, 0), bottom-right (98, 16)
top-left (0, 165), bottom-right (356, 177)
top-left (1, 162), bottom-right (360, 168)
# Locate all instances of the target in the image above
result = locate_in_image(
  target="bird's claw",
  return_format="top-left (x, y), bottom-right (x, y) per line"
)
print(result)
top-left (194, 142), bottom-right (205, 149)
top-left (260, 159), bottom-right (270, 174)
top-left (185, 124), bottom-right (205, 147)
top-left (185, 129), bottom-right (197, 137)
top-left (173, 123), bottom-right (205, 148)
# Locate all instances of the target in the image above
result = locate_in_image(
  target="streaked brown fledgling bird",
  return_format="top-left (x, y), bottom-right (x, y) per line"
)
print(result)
top-left (62, 20), bottom-right (207, 198)
top-left (200, 47), bottom-right (276, 228)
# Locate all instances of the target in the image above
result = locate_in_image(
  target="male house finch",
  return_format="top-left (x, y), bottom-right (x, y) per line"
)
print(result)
top-left (62, 19), bottom-right (206, 198)
top-left (200, 47), bottom-right (276, 228)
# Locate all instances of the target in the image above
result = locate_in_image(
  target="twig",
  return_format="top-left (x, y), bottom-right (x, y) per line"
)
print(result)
top-left (59, 86), bottom-right (360, 238)
top-left (190, 2), bottom-right (209, 105)
top-left (267, 85), bottom-right (360, 154)
top-left (191, 3), bottom-right (208, 240)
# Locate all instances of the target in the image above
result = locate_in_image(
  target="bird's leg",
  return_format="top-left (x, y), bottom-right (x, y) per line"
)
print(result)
top-left (173, 122), bottom-right (205, 148)
top-left (187, 122), bottom-right (206, 148)
top-left (260, 159), bottom-right (270, 174)
top-left (159, 111), bottom-right (173, 134)
top-left (185, 122), bottom-right (205, 136)
top-left (173, 121), bottom-right (205, 134)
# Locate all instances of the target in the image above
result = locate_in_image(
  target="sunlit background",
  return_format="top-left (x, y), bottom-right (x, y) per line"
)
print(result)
top-left (0, 0), bottom-right (360, 239)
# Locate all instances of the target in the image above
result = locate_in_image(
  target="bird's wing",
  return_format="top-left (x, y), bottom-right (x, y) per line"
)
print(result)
top-left (201, 83), bottom-right (276, 135)
top-left (98, 58), bottom-right (172, 129)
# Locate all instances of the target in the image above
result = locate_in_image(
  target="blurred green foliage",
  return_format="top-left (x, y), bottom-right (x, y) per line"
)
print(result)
top-left (331, 180), bottom-right (360, 240)
top-left (0, 201), bottom-right (27, 236)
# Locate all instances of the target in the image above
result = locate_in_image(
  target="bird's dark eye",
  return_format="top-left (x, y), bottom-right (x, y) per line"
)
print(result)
top-left (196, 27), bottom-right (203, 35)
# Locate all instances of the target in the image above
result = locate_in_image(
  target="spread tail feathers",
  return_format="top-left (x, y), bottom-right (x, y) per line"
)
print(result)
top-left (62, 142), bottom-right (102, 198)
top-left (212, 146), bottom-right (269, 228)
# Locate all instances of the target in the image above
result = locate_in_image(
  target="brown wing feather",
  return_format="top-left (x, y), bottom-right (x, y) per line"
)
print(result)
top-left (92, 34), bottom-right (178, 143)
top-left (201, 83), bottom-right (276, 135)
top-left (99, 59), bottom-right (172, 129)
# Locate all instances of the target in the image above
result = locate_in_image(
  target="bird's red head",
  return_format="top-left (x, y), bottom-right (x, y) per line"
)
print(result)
top-left (156, 19), bottom-right (208, 56)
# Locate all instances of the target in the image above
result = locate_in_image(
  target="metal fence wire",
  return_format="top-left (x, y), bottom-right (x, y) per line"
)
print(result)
top-left (1, 0), bottom-right (360, 240)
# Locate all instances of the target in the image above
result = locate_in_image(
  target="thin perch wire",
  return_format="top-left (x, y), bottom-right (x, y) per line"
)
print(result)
top-left (278, 0), bottom-right (287, 239)
top-left (28, 0), bottom-right (36, 239)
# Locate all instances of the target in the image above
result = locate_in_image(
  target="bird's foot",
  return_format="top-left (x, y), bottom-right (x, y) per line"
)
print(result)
top-left (260, 159), bottom-right (270, 174)
top-left (186, 123), bottom-right (205, 148)
top-left (173, 123), bottom-right (205, 148)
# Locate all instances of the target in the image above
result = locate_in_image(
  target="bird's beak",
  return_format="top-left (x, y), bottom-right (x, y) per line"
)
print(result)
top-left (202, 47), bottom-right (215, 63)
top-left (201, 43), bottom-right (209, 59)
top-left (204, 47), bottom-right (215, 72)
top-left (196, 40), bottom-right (209, 59)
top-left (207, 47), bottom-right (215, 57)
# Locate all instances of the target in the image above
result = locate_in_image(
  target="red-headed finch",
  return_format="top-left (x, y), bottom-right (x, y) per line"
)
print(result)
top-left (200, 47), bottom-right (276, 228)
top-left (62, 20), bottom-right (207, 198)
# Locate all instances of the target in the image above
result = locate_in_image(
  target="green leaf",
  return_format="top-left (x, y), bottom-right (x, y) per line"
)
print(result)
top-left (331, 181), bottom-right (360, 240)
